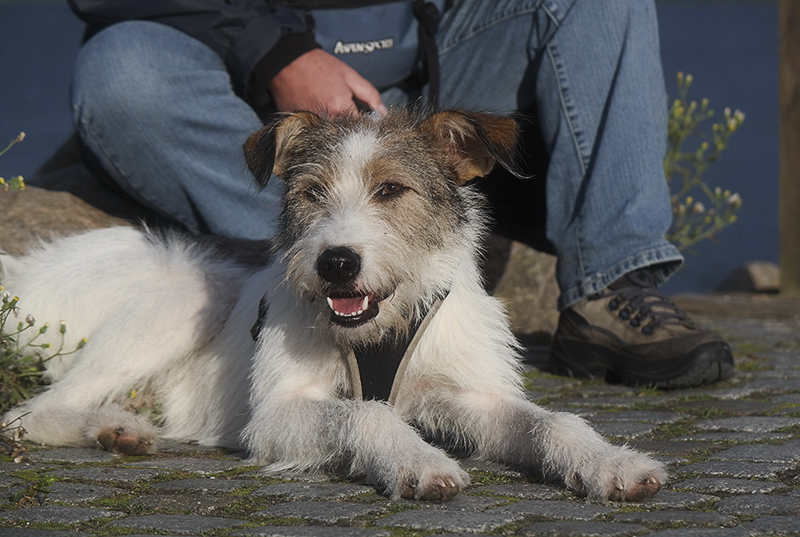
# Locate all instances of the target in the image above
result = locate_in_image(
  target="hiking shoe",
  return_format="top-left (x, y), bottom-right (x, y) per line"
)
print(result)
top-left (549, 269), bottom-right (734, 388)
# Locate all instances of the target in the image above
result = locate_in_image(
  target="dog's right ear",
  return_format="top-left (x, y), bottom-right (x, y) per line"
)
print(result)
top-left (243, 112), bottom-right (325, 189)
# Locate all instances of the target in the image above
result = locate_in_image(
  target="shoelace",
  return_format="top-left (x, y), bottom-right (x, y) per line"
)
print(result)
top-left (596, 270), bottom-right (696, 336)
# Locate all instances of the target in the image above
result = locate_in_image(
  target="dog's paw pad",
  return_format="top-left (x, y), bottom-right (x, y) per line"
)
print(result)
top-left (400, 476), bottom-right (461, 502)
top-left (97, 427), bottom-right (153, 455)
top-left (608, 474), bottom-right (662, 502)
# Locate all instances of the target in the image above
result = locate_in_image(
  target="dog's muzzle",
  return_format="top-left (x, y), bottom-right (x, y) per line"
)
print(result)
top-left (317, 247), bottom-right (385, 327)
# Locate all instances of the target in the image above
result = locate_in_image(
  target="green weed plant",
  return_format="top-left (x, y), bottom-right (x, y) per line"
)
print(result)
top-left (665, 72), bottom-right (745, 252)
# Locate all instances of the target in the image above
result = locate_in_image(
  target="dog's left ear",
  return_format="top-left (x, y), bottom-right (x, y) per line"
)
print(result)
top-left (243, 111), bottom-right (327, 189)
top-left (422, 110), bottom-right (525, 185)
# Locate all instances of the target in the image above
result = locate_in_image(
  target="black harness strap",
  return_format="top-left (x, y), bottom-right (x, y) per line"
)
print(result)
top-left (348, 292), bottom-right (448, 402)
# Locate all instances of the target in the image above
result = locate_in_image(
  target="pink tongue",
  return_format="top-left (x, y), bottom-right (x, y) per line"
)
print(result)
top-left (331, 297), bottom-right (366, 315)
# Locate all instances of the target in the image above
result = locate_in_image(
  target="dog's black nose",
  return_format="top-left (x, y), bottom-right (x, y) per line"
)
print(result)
top-left (317, 247), bottom-right (361, 284)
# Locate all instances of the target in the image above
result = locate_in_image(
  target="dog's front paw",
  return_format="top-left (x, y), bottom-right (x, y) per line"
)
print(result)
top-left (569, 447), bottom-right (666, 502)
top-left (398, 471), bottom-right (463, 501)
top-left (96, 426), bottom-right (154, 455)
top-left (606, 471), bottom-right (662, 502)
top-left (381, 450), bottom-right (470, 501)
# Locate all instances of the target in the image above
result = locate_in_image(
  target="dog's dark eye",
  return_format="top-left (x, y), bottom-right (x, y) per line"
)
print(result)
top-left (376, 183), bottom-right (405, 198)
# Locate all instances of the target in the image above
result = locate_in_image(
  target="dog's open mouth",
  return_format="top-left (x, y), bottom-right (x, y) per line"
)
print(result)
top-left (326, 294), bottom-right (384, 326)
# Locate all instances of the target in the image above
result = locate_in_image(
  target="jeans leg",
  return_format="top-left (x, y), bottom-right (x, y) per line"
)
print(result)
top-left (70, 21), bottom-right (284, 240)
top-left (436, 0), bottom-right (683, 309)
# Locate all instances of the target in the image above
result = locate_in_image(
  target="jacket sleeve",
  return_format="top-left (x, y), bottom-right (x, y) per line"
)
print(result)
top-left (67, 0), bottom-right (319, 106)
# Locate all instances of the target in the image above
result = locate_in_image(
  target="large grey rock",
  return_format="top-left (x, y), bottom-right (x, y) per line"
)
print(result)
top-left (491, 240), bottom-right (559, 337)
top-left (0, 185), bottom-right (128, 255)
top-left (717, 260), bottom-right (781, 293)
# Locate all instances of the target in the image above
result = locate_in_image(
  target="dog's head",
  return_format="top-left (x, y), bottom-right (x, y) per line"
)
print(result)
top-left (244, 109), bottom-right (522, 343)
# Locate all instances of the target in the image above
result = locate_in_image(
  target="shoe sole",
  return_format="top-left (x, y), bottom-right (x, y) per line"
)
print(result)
top-left (549, 337), bottom-right (735, 389)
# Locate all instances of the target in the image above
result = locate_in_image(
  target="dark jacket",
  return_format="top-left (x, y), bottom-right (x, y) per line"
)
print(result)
top-left (67, 0), bottom-right (410, 107)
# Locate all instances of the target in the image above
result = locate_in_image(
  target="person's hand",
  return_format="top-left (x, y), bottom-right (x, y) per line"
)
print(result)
top-left (268, 49), bottom-right (387, 115)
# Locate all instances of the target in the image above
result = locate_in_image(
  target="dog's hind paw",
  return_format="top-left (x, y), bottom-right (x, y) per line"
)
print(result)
top-left (96, 426), bottom-right (154, 455)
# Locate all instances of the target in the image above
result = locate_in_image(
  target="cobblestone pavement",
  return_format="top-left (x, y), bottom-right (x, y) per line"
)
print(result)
top-left (1, 294), bottom-right (799, 537)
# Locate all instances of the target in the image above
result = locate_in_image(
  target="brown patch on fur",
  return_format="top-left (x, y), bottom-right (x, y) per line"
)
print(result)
top-left (421, 110), bottom-right (521, 185)
top-left (244, 112), bottom-right (333, 186)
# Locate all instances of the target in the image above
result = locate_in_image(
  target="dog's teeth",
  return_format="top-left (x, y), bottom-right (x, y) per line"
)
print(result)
top-left (327, 296), bottom-right (370, 317)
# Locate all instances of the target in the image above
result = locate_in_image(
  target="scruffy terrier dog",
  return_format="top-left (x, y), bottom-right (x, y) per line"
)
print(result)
top-left (2, 109), bottom-right (665, 502)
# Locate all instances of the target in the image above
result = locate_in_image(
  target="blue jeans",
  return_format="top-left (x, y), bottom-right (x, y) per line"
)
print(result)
top-left (70, 0), bottom-right (682, 309)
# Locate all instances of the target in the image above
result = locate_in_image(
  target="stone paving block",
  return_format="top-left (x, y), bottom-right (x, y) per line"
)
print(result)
top-left (676, 432), bottom-right (794, 442)
top-left (740, 515), bottom-right (800, 534)
top-left (672, 477), bottom-right (785, 495)
top-left (232, 526), bottom-right (391, 536)
top-left (558, 396), bottom-right (657, 409)
top-left (0, 530), bottom-right (91, 537)
top-left (124, 456), bottom-right (242, 474)
top-left (41, 481), bottom-right (126, 504)
top-left (374, 509), bottom-right (523, 533)
top-left (695, 416), bottom-right (800, 433)
top-left (685, 386), bottom-right (786, 401)
top-left (0, 506), bottom-right (123, 524)
top-left (458, 457), bottom-right (527, 478)
top-left (394, 493), bottom-right (503, 511)
top-left (152, 477), bottom-right (259, 493)
top-left (255, 500), bottom-right (384, 523)
top-left (672, 399), bottom-right (778, 416)
top-left (737, 378), bottom-right (800, 394)
top-left (111, 513), bottom-right (247, 534)
top-left (486, 499), bottom-right (617, 520)
top-left (771, 393), bottom-right (800, 404)
top-left (652, 455), bottom-right (689, 467)
top-left (710, 440), bottom-right (800, 464)
top-left (640, 490), bottom-right (720, 509)
top-left (630, 440), bottom-right (715, 457)
top-left (590, 410), bottom-right (687, 423)
top-left (590, 422), bottom-right (657, 439)
top-left (53, 467), bottom-right (164, 482)
top-left (0, 463), bottom-right (51, 475)
top-left (0, 475), bottom-right (24, 488)
top-left (677, 461), bottom-right (787, 479)
top-left (516, 521), bottom-right (647, 536)
top-left (611, 509), bottom-right (737, 526)
top-left (427, 534), bottom-right (495, 537)
top-left (252, 483), bottom-right (374, 500)
top-left (525, 376), bottom-right (583, 392)
top-left (129, 492), bottom-right (239, 515)
top-left (24, 448), bottom-right (116, 464)
top-left (715, 494), bottom-right (800, 516)
top-left (643, 527), bottom-right (751, 537)
top-left (469, 482), bottom-right (565, 500)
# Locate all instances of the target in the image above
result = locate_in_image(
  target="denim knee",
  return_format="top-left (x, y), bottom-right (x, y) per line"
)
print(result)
top-left (71, 20), bottom-right (224, 136)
